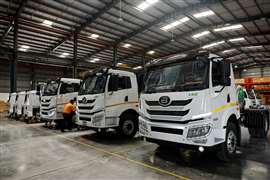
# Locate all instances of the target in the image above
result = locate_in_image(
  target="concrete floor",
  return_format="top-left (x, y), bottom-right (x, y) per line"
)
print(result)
top-left (0, 113), bottom-right (270, 180)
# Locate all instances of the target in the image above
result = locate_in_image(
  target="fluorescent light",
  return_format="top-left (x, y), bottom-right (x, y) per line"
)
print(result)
top-left (234, 65), bottom-right (238, 68)
top-left (133, 66), bottom-right (142, 70)
top-left (243, 69), bottom-right (247, 72)
top-left (214, 24), bottom-right (243, 32)
top-left (90, 58), bottom-right (100, 63)
top-left (245, 45), bottom-right (263, 49)
top-left (42, 20), bottom-right (53, 27)
top-left (136, 0), bottom-right (159, 11)
top-left (193, 10), bottom-right (215, 18)
top-left (228, 37), bottom-right (245, 42)
top-left (59, 52), bottom-right (69, 58)
top-left (89, 34), bottom-right (99, 39)
top-left (223, 49), bottom-right (235, 53)
top-left (147, 50), bottom-right (155, 54)
top-left (21, 45), bottom-right (30, 49)
top-left (123, 43), bottom-right (131, 48)
top-left (202, 41), bottom-right (225, 49)
top-left (192, 30), bottom-right (210, 39)
top-left (161, 17), bottom-right (190, 31)
top-left (18, 48), bottom-right (27, 52)
top-left (117, 63), bottom-right (123, 66)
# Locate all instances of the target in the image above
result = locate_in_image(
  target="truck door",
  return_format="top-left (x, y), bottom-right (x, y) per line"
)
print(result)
top-left (106, 74), bottom-right (130, 118)
top-left (210, 61), bottom-right (229, 123)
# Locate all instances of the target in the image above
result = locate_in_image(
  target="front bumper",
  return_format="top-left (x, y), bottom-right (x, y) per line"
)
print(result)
top-left (139, 116), bottom-right (226, 147)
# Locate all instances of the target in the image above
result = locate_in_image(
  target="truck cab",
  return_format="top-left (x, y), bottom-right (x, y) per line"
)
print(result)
top-left (139, 52), bottom-right (241, 161)
top-left (16, 91), bottom-right (27, 118)
top-left (40, 78), bottom-right (81, 125)
top-left (9, 92), bottom-right (17, 117)
top-left (24, 90), bottom-right (41, 122)
top-left (238, 88), bottom-right (262, 109)
top-left (76, 68), bottom-right (139, 138)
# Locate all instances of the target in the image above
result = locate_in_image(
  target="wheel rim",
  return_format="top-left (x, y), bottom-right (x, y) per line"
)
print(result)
top-left (227, 130), bottom-right (237, 154)
top-left (122, 119), bottom-right (134, 136)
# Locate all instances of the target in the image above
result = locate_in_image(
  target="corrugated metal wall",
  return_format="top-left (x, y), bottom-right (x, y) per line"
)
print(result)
top-left (0, 61), bottom-right (72, 93)
top-left (236, 67), bottom-right (270, 78)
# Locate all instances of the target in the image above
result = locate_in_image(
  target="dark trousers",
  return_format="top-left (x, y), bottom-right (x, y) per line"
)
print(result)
top-left (61, 113), bottom-right (75, 131)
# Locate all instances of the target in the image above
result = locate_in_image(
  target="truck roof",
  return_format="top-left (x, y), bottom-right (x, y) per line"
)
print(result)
top-left (145, 51), bottom-right (222, 68)
top-left (109, 68), bottom-right (136, 77)
top-left (60, 78), bottom-right (81, 84)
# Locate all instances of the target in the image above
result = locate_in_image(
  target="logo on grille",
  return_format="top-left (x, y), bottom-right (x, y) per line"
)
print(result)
top-left (159, 96), bottom-right (170, 106)
top-left (82, 97), bottom-right (87, 104)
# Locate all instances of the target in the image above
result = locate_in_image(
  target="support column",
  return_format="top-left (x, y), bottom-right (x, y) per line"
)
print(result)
top-left (142, 54), bottom-right (146, 70)
top-left (10, 17), bottom-right (18, 93)
top-left (73, 32), bottom-right (78, 78)
top-left (260, 66), bottom-right (264, 77)
top-left (31, 64), bottom-right (36, 90)
top-left (113, 46), bottom-right (117, 67)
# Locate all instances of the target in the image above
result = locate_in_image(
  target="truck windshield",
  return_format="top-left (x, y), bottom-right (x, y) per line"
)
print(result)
top-left (43, 81), bottom-right (59, 96)
top-left (79, 73), bottom-right (107, 95)
top-left (144, 60), bottom-right (209, 93)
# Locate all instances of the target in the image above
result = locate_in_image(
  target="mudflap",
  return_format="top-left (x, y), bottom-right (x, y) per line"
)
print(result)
top-left (243, 109), bottom-right (269, 138)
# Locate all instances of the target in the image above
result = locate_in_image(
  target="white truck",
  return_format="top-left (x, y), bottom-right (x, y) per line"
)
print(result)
top-left (237, 87), bottom-right (262, 109)
top-left (76, 68), bottom-right (139, 138)
top-left (139, 52), bottom-right (269, 161)
top-left (8, 92), bottom-right (17, 118)
top-left (16, 91), bottom-right (27, 118)
top-left (40, 78), bottom-right (81, 126)
top-left (23, 90), bottom-right (41, 123)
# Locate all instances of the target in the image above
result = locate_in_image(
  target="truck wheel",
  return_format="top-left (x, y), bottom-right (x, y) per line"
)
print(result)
top-left (217, 122), bottom-right (238, 162)
top-left (248, 113), bottom-right (269, 138)
top-left (117, 114), bottom-right (138, 138)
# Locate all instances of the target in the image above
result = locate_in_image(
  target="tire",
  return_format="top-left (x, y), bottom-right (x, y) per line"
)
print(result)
top-left (217, 122), bottom-right (238, 162)
top-left (248, 113), bottom-right (269, 138)
top-left (117, 114), bottom-right (138, 138)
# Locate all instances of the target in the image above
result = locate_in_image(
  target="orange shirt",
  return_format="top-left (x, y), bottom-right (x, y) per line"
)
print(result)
top-left (63, 103), bottom-right (76, 114)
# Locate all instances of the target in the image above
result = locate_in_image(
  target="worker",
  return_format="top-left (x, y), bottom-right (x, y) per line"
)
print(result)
top-left (238, 86), bottom-right (246, 112)
top-left (61, 99), bottom-right (76, 132)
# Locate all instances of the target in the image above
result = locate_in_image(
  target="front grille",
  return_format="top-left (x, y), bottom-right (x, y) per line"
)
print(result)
top-left (147, 109), bottom-right (189, 116)
top-left (78, 106), bottom-right (94, 110)
top-left (79, 117), bottom-right (91, 121)
top-left (78, 99), bottom-right (95, 104)
top-left (148, 118), bottom-right (203, 124)
top-left (41, 111), bottom-right (48, 115)
top-left (41, 103), bottom-right (50, 107)
top-left (145, 99), bottom-right (192, 106)
top-left (151, 126), bottom-right (183, 135)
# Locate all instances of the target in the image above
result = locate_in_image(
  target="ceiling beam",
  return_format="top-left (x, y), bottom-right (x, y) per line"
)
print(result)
top-left (0, 0), bottom-right (28, 44)
top-left (79, 0), bottom-right (222, 61)
top-left (47, 0), bottom-right (120, 54)
top-left (117, 13), bottom-right (270, 64)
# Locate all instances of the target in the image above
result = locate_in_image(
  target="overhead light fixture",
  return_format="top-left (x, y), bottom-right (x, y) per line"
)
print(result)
top-left (90, 58), bottom-right (100, 63)
top-left (192, 30), bottom-right (210, 39)
top-left (214, 24), bottom-right (243, 32)
top-left (223, 49), bottom-right (235, 53)
top-left (202, 41), bottom-right (225, 49)
top-left (193, 10), bottom-right (215, 18)
top-left (117, 62), bottom-right (123, 66)
top-left (133, 66), bottom-right (143, 70)
top-left (228, 37), bottom-right (245, 42)
top-left (59, 52), bottom-right (69, 58)
top-left (18, 45), bottom-right (30, 52)
top-left (234, 65), bottom-right (238, 68)
top-left (147, 50), bottom-right (155, 54)
top-left (42, 20), bottom-right (53, 27)
top-left (243, 69), bottom-right (247, 72)
top-left (136, 0), bottom-right (159, 11)
top-left (161, 17), bottom-right (190, 31)
top-left (89, 34), bottom-right (99, 39)
top-left (245, 45), bottom-right (263, 49)
top-left (123, 43), bottom-right (131, 48)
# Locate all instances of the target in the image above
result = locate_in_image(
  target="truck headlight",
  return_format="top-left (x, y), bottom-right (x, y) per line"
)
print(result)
top-left (187, 125), bottom-right (211, 138)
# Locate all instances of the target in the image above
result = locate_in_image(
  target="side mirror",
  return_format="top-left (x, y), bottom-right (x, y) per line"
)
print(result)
top-left (36, 91), bottom-right (40, 96)
top-left (221, 61), bottom-right (231, 86)
top-left (108, 75), bottom-right (118, 92)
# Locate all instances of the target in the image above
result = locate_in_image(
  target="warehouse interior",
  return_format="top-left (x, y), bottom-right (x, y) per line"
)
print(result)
top-left (1, 0), bottom-right (270, 179)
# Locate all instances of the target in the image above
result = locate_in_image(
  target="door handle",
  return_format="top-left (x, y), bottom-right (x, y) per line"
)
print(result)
top-left (227, 94), bottom-right (230, 103)
top-left (125, 96), bottom-right (128, 102)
